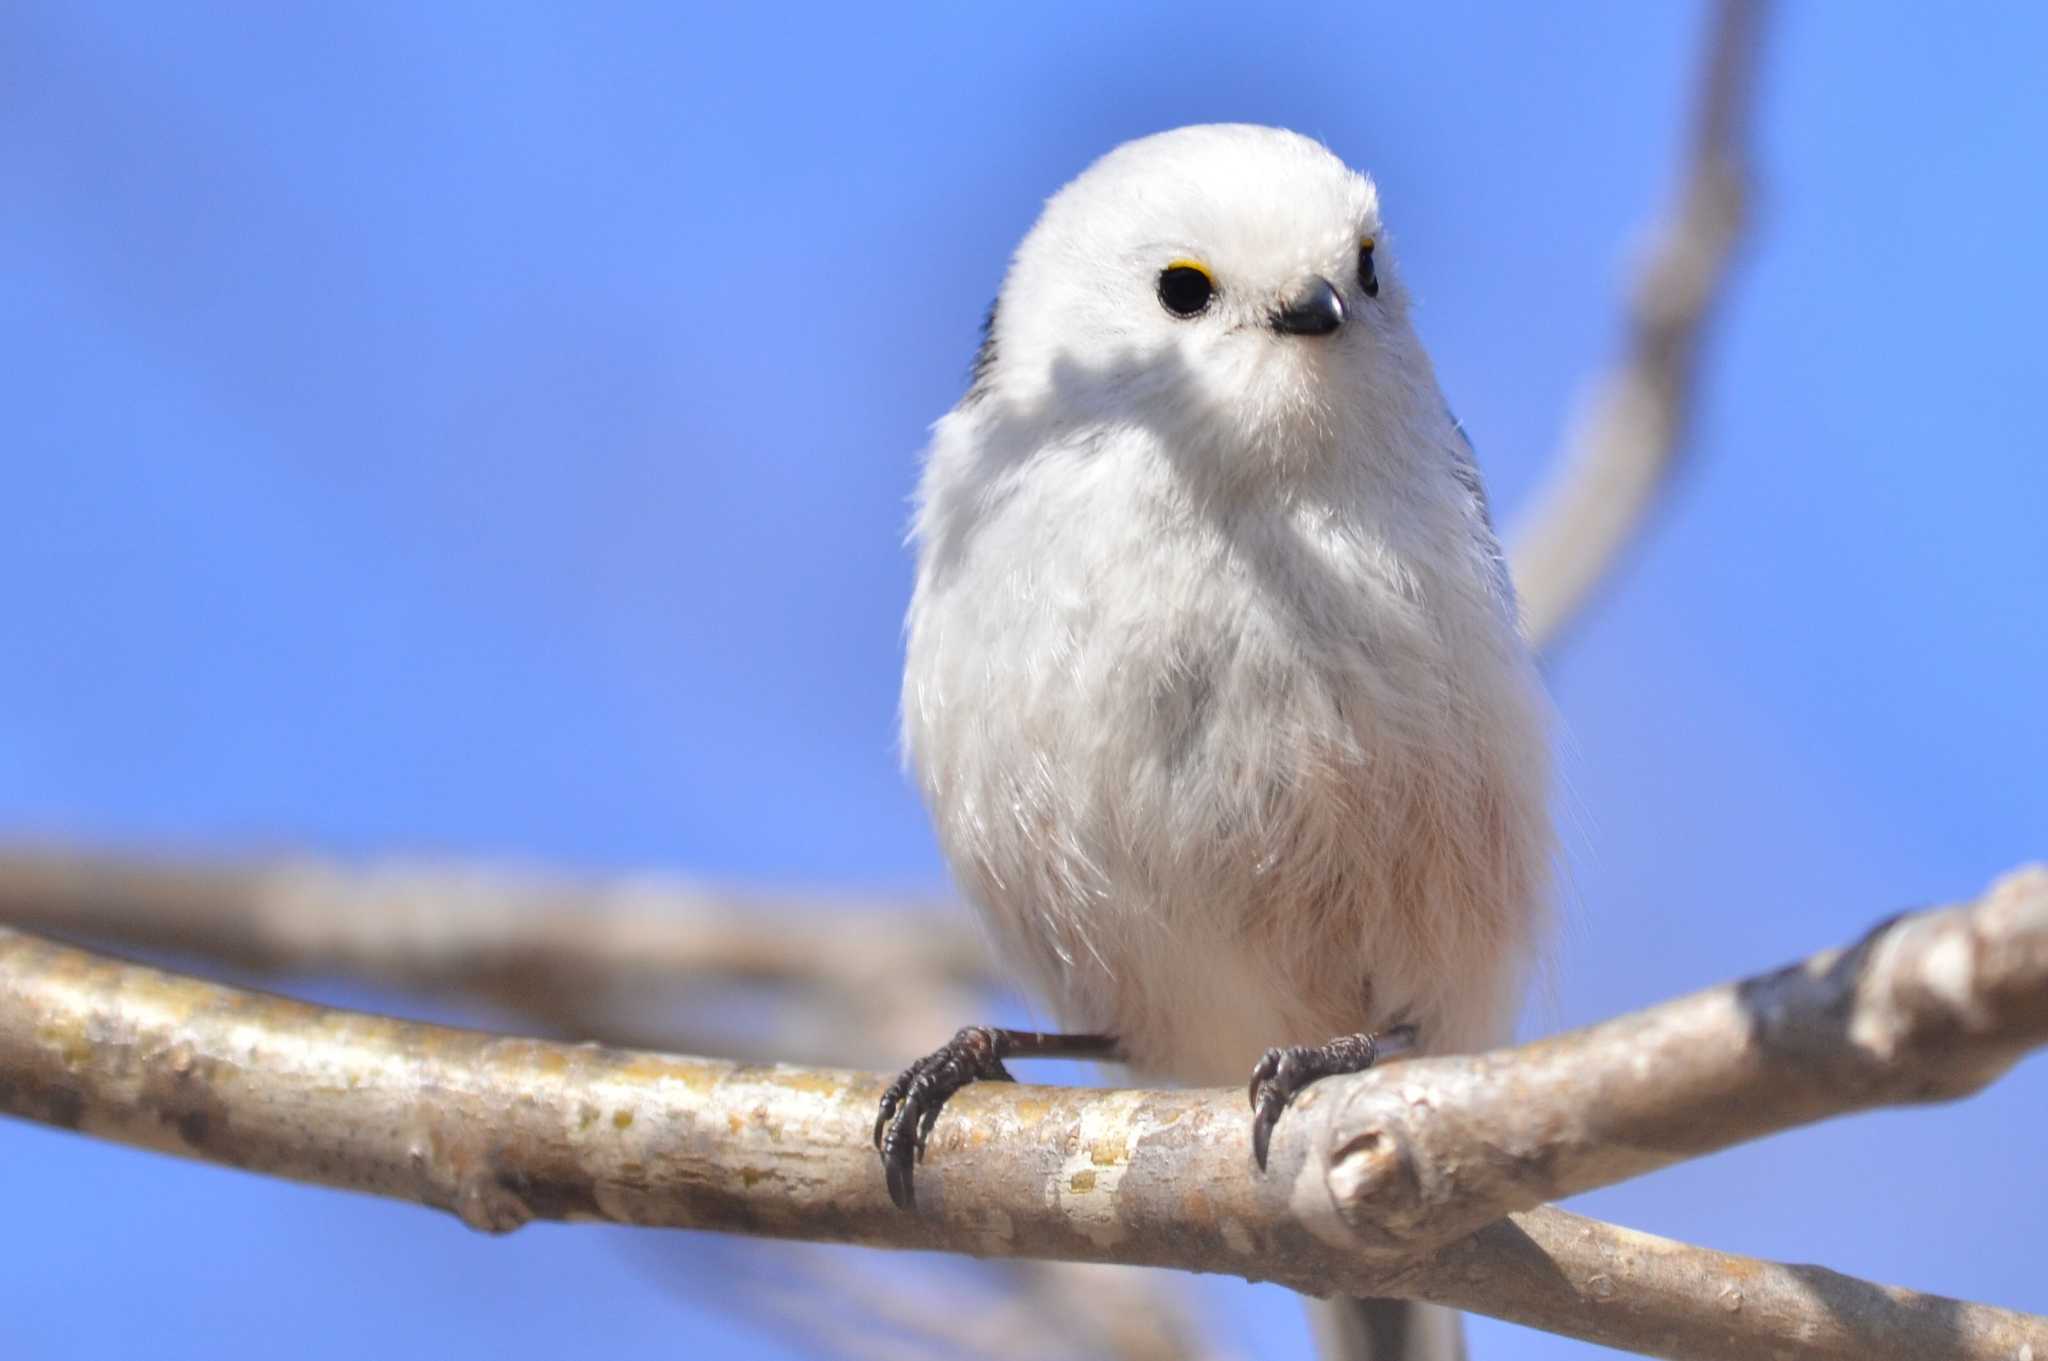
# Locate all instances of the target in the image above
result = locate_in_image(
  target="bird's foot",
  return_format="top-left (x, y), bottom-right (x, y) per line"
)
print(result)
top-left (1247, 1023), bottom-right (1419, 1170)
top-left (873, 1025), bottom-right (1016, 1210)
top-left (874, 1026), bottom-right (1121, 1209)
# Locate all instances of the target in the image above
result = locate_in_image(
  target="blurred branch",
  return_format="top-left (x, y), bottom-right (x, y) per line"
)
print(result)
top-left (0, 846), bottom-right (988, 991)
top-left (4, 865), bottom-right (2042, 1361)
top-left (1506, 0), bottom-right (1768, 648)
top-left (0, 845), bottom-right (994, 1063)
top-left (727, 1252), bottom-right (1232, 1361)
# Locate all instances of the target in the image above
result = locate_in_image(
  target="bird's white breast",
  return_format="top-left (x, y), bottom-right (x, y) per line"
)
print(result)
top-left (904, 414), bottom-right (1551, 1084)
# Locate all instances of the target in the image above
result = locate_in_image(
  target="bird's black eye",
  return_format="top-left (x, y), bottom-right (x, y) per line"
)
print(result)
top-left (1357, 238), bottom-right (1380, 299)
top-left (1157, 262), bottom-right (1215, 318)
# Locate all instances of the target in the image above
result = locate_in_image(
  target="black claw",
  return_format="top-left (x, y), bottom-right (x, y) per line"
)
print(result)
top-left (1247, 1025), bottom-right (1418, 1171)
top-left (874, 1025), bottom-right (1012, 1210)
top-left (1248, 1048), bottom-right (1278, 1109)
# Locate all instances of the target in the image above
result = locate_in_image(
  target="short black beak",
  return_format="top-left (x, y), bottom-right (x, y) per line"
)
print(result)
top-left (1272, 276), bottom-right (1345, 337)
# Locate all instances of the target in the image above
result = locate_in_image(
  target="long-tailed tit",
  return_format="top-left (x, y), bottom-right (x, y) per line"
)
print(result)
top-left (879, 124), bottom-right (1553, 1360)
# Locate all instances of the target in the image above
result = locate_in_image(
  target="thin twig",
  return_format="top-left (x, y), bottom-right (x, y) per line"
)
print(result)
top-left (2, 866), bottom-right (2041, 1360)
top-left (1506, 0), bottom-right (1768, 648)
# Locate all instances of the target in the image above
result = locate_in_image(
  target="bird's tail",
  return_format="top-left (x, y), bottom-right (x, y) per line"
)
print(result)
top-left (1307, 1297), bottom-right (1466, 1361)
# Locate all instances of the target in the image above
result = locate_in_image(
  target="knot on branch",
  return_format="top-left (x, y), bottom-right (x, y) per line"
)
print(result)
top-left (412, 1104), bottom-right (557, 1235)
top-left (1843, 865), bottom-right (2048, 1098)
top-left (1320, 1086), bottom-right (1431, 1256)
top-left (447, 1170), bottom-right (538, 1235)
top-left (1310, 1069), bottom-right (1557, 1265)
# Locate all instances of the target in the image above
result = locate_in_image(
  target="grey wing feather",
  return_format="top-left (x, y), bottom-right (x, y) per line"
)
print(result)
top-left (1444, 402), bottom-right (1515, 605)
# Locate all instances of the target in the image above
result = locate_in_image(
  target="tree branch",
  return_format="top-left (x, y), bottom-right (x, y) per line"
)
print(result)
top-left (0, 846), bottom-right (987, 993)
top-left (1423, 1209), bottom-right (2044, 1361)
top-left (4, 866), bottom-right (2042, 1360)
top-left (0, 845), bottom-right (994, 1062)
top-left (0, 847), bottom-right (1197, 1357)
top-left (1505, 0), bottom-right (1767, 648)
top-left (1307, 863), bottom-right (2048, 1260)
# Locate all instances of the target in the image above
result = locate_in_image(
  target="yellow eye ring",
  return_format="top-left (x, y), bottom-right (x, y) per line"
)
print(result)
top-left (1157, 260), bottom-right (1217, 317)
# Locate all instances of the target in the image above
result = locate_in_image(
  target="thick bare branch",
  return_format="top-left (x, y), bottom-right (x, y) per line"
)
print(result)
top-left (3, 866), bottom-right (2042, 1360)
top-left (0, 845), bottom-right (1208, 1359)
top-left (1310, 864), bottom-right (2048, 1259)
top-left (1506, 0), bottom-right (1768, 647)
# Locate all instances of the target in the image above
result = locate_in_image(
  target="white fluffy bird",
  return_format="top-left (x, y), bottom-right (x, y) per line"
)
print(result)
top-left (879, 124), bottom-right (1554, 1360)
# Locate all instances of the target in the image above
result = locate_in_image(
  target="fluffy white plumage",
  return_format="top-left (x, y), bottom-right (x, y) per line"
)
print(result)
top-left (900, 125), bottom-right (1553, 1357)
top-left (906, 123), bottom-right (1551, 1072)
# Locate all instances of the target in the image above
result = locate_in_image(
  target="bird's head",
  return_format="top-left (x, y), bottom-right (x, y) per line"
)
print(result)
top-left (974, 124), bottom-right (1426, 477)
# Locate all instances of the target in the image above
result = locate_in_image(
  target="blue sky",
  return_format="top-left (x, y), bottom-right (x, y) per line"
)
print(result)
top-left (2, 3), bottom-right (2043, 1357)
